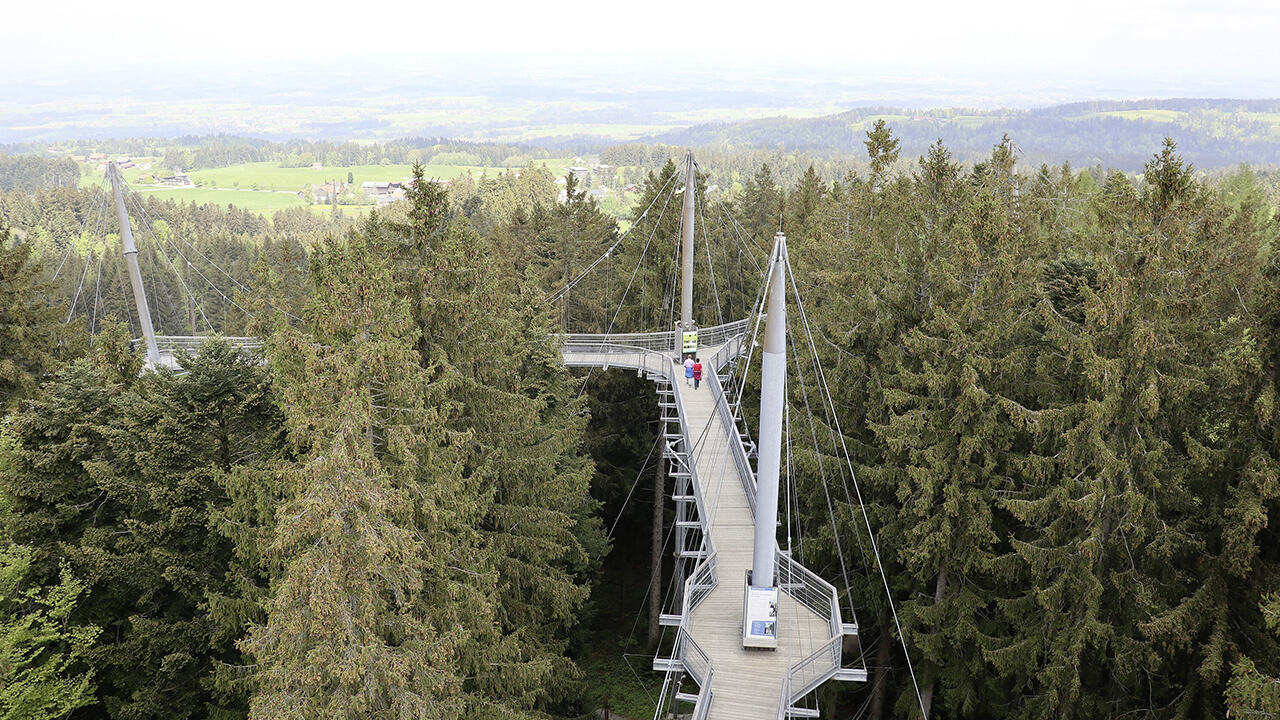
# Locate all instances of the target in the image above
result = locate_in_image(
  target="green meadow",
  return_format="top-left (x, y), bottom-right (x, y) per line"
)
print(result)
top-left (132, 187), bottom-right (309, 213)
top-left (1092, 109), bottom-right (1188, 122)
top-left (187, 162), bottom-right (502, 192)
top-left (79, 160), bottom-right (586, 216)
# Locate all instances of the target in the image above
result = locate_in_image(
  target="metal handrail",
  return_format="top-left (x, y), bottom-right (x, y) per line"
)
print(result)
top-left (698, 318), bottom-right (749, 348)
top-left (775, 550), bottom-right (842, 637)
top-left (133, 318), bottom-right (751, 364)
top-left (677, 626), bottom-right (713, 685)
top-left (139, 335), bottom-right (265, 351)
top-left (705, 352), bottom-right (758, 516)
top-left (558, 317), bottom-right (749, 355)
top-left (556, 323), bottom-right (754, 720)
top-left (693, 669), bottom-right (714, 720)
top-left (562, 330), bottom-right (676, 352)
top-left (774, 549), bottom-right (852, 719)
top-left (777, 636), bottom-right (843, 719)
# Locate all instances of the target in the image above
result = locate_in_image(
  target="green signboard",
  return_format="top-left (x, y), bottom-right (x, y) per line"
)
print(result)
top-left (682, 331), bottom-right (698, 353)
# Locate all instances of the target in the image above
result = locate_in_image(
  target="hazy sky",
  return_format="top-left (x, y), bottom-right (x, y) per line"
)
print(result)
top-left (12, 0), bottom-right (1280, 97)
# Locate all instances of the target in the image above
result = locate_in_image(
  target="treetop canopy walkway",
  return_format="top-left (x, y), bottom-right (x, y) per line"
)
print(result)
top-left (93, 153), bottom-right (925, 720)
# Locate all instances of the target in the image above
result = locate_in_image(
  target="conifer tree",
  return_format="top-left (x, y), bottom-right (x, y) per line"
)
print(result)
top-left (0, 546), bottom-right (100, 720)
top-left (0, 225), bottom-right (69, 410)
top-left (385, 165), bottom-right (605, 716)
top-left (244, 231), bottom-right (465, 720)
top-left (1, 323), bottom-right (283, 720)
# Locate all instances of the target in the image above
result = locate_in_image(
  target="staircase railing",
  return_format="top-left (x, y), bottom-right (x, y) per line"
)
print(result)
top-left (775, 550), bottom-right (841, 637)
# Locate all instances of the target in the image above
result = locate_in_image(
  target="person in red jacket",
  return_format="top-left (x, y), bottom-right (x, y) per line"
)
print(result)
top-left (692, 357), bottom-right (703, 390)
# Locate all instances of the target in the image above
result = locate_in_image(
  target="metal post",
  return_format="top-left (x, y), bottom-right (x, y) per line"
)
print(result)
top-left (680, 151), bottom-right (696, 331)
top-left (752, 232), bottom-right (787, 588)
top-left (107, 162), bottom-right (161, 368)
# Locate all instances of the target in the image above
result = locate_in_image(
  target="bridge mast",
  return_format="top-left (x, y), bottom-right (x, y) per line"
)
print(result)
top-left (106, 162), bottom-right (161, 368)
top-left (753, 232), bottom-right (786, 588)
top-left (743, 231), bottom-right (787, 649)
top-left (680, 151), bottom-right (696, 333)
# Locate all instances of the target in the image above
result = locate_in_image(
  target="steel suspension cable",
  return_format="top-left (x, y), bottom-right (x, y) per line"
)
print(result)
top-left (784, 309), bottom-right (859, 632)
top-left (546, 169), bottom-right (679, 305)
top-left (88, 251), bottom-right (104, 337)
top-left (783, 252), bottom-right (929, 719)
top-left (126, 190), bottom-right (257, 322)
top-left (65, 248), bottom-right (94, 323)
top-left (575, 174), bottom-right (681, 395)
top-left (697, 192), bottom-right (724, 327)
top-left (126, 192), bottom-right (216, 333)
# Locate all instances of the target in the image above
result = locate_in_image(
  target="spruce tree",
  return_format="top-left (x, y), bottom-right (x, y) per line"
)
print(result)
top-left (1, 324), bottom-right (284, 720)
top-left (0, 225), bottom-right (69, 410)
top-left (0, 546), bottom-right (99, 720)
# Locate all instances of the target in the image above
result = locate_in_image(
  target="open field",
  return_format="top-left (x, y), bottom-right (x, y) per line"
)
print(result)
top-left (79, 159), bottom-right (163, 188)
top-left (187, 162), bottom-right (504, 191)
top-left (133, 187), bottom-right (309, 212)
top-left (78, 159), bottom-right (581, 216)
top-left (1092, 109), bottom-right (1188, 122)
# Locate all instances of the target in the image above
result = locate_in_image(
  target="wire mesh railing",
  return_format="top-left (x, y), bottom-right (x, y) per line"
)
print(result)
top-left (698, 318), bottom-right (749, 348)
top-left (776, 635), bottom-right (843, 719)
top-left (773, 549), bottom-right (850, 719)
top-left (693, 669), bottom-right (714, 720)
top-left (562, 329), bottom-right (677, 353)
top-left (776, 550), bottom-right (842, 637)
top-left (684, 552), bottom-right (719, 614)
top-left (559, 317), bottom-right (750, 357)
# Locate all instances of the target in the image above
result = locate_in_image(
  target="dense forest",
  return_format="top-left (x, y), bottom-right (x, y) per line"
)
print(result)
top-left (651, 100), bottom-right (1280, 171)
top-left (4, 124), bottom-right (1280, 720)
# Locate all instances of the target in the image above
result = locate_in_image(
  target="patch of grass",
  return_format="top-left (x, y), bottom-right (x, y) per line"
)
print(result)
top-left (78, 158), bottom-right (164, 188)
top-left (1092, 109), bottom-right (1188, 122)
top-left (132, 186), bottom-right (309, 212)
top-left (186, 162), bottom-right (502, 192)
top-left (486, 124), bottom-right (680, 142)
top-left (307, 204), bottom-right (372, 218)
top-left (654, 106), bottom-right (848, 124)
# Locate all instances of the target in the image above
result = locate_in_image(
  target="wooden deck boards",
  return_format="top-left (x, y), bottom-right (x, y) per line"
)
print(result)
top-left (675, 379), bottom-right (833, 720)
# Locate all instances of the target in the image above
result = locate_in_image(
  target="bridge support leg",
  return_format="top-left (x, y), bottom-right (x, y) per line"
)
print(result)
top-left (745, 232), bottom-right (788, 649)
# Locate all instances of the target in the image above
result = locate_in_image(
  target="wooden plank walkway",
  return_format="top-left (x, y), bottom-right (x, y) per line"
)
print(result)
top-left (673, 377), bottom-right (832, 720)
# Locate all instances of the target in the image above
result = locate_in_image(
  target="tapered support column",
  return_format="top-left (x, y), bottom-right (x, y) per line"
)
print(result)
top-left (752, 232), bottom-right (787, 588)
top-left (680, 151), bottom-right (696, 332)
top-left (107, 162), bottom-right (160, 368)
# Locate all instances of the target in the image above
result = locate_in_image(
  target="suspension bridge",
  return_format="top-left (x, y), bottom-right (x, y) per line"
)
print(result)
top-left (78, 155), bottom-right (925, 720)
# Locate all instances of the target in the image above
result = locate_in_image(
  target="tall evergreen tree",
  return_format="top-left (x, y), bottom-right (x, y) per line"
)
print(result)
top-left (0, 324), bottom-right (283, 720)
top-left (0, 545), bottom-right (99, 720)
top-left (0, 225), bottom-right (70, 410)
top-left (244, 233), bottom-right (463, 719)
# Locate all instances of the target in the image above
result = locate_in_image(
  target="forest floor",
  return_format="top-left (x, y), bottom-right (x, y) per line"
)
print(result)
top-left (576, 543), bottom-right (669, 720)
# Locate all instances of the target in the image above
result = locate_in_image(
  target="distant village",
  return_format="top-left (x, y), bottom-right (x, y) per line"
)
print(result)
top-left (71, 153), bottom-right (193, 187)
